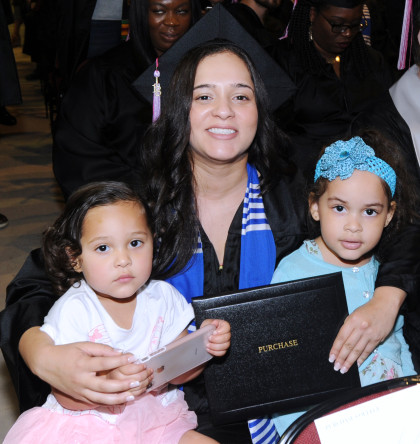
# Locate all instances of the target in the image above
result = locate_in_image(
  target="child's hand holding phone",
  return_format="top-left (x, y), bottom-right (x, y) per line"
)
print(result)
top-left (201, 319), bottom-right (231, 357)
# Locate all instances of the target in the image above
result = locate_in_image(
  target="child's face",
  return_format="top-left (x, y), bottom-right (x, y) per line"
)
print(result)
top-left (310, 170), bottom-right (396, 267)
top-left (73, 201), bottom-right (153, 300)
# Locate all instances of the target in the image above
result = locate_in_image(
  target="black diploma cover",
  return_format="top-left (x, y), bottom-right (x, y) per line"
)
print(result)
top-left (192, 272), bottom-right (361, 424)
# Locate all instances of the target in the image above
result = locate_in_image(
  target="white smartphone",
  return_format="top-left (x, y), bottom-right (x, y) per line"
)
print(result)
top-left (137, 324), bottom-right (216, 392)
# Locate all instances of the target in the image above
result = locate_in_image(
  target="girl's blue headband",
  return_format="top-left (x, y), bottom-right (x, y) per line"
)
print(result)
top-left (314, 137), bottom-right (397, 196)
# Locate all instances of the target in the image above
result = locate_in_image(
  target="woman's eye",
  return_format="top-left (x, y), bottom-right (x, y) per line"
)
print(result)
top-left (196, 95), bottom-right (211, 101)
top-left (177, 8), bottom-right (190, 14)
top-left (235, 95), bottom-right (249, 101)
top-left (333, 205), bottom-right (345, 213)
top-left (130, 240), bottom-right (143, 248)
top-left (96, 245), bottom-right (109, 252)
top-left (151, 8), bottom-right (164, 15)
top-left (365, 209), bottom-right (378, 216)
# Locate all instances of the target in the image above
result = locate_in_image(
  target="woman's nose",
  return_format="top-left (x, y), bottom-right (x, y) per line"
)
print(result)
top-left (212, 97), bottom-right (234, 119)
top-left (163, 12), bottom-right (179, 26)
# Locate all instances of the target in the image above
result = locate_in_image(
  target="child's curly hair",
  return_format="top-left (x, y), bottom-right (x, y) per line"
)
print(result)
top-left (42, 181), bottom-right (153, 295)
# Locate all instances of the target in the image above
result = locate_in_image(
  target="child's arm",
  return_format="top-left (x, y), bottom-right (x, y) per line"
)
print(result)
top-left (51, 387), bottom-right (99, 410)
top-left (329, 286), bottom-right (405, 374)
top-left (170, 319), bottom-right (231, 385)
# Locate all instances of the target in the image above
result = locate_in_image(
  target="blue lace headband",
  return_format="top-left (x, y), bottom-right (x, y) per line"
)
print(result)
top-left (314, 137), bottom-right (397, 196)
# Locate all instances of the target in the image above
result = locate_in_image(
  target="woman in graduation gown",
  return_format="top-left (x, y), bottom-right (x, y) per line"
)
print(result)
top-left (52, 0), bottom-right (202, 199)
top-left (2, 10), bottom-right (420, 444)
top-left (271, 0), bottom-right (394, 178)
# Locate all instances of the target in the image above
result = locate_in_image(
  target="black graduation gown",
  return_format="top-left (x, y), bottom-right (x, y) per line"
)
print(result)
top-left (2, 165), bottom-right (420, 418)
top-left (52, 41), bottom-right (152, 199)
top-left (351, 93), bottom-right (420, 371)
top-left (223, 3), bottom-right (279, 51)
top-left (0, 171), bottom-right (306, 418)
top-left (55, 0), bottom-right (97, 91)
top-left (271, 40), bottom-right (394, 177)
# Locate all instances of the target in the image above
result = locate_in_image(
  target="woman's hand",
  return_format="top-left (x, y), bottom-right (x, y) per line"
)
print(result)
top-left (19, 327), bottom-right (143, 405)
top-left (201, 318), bottom-right (231, 357)
top-left (329, 287), bottom-right (405, 373)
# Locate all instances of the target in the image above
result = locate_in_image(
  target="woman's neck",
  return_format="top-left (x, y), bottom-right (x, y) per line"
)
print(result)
top-left (313, 40), bottom-right (339, 62)
top-left (194, 156), bottom-right (249, 265)
top-left (193, 156), bottom-right (249, 200)
top-left (313, 41), bottom-right (341, 76)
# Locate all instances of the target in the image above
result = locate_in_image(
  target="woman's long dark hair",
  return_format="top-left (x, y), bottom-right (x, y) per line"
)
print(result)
top-left (42, 181), bottom-right (153, 295)
top-left (129, 0), bottom-right (202, 67)
top-left (140, 40), bottom-right (293, 279)
top-left (287, 0), bottom-right (371, 78)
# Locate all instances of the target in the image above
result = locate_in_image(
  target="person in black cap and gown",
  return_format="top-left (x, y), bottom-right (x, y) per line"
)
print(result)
top-left (271, 0), bottom-right (394, 178)
top-left (52, 0), bottom-right (202, 200)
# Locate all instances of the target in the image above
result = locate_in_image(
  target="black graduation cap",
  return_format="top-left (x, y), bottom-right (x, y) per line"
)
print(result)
top-left (311, 0), bottom-right (363, 7)
top-left (132, 4), bottom-right (296, 111)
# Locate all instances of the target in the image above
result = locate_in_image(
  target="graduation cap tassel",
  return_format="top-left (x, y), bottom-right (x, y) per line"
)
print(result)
top-left (280, 0), bottom-right (298, 40)
top-left (153, 58), bottom-right (161, 122)
top-left (398, 0), bottom-right (413, 70)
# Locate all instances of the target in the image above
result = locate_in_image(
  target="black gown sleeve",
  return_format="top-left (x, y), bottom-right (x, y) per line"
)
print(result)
top-left (375, 223), bottom-right (420, 298)
top-left (0, 249), bottom-right (57, 412)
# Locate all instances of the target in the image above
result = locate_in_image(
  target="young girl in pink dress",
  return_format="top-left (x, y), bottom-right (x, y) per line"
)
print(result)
top-left (4, 181), bottom-right (230, 444)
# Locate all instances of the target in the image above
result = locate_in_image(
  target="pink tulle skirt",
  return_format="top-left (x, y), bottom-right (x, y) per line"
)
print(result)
top-left (4, 390), bottom-right (197, 444)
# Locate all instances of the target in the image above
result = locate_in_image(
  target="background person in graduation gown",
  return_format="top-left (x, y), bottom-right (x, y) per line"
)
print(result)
top-left (271, 0), bottom-right (394, 178)
top-left (4, 30), bottom-right (420, 443)
top-left (52, 0), bottom-right (202, 200)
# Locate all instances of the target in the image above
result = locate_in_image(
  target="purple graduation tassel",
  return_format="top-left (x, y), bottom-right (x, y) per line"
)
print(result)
top-left (279, 0), bottom-right (298, 40)
top-left (397, 0), bottom-right (412, 70)
top-left (152, 58), bottom-right (161, 122)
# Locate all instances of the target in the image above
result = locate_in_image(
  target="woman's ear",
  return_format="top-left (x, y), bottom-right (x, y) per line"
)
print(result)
top-left (309, 193), bottom-right (320, 221)
top-left (385, 201), bottom-right (397, 227)
top-left (66, 247), bottom-right (82, 273)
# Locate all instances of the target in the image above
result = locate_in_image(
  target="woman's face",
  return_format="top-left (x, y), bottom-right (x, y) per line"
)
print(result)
top-left (189, 52), bottom-right (259, 167)
top-left (148, 0), bottom-right (192, 56)
top-left (310, 5), bottom-right (364, 56)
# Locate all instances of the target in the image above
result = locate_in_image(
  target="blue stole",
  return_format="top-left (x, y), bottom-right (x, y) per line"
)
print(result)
top-left (166, 163), bottom-right (276, 303)
top-left (166, 164), bottom-right (280, 443)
